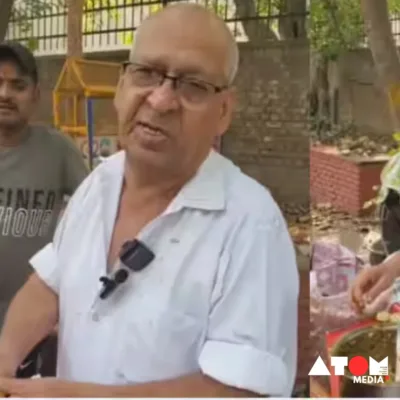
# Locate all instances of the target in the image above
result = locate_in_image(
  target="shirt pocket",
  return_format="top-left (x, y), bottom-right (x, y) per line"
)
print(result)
top-left (116, 302), bottom-right (204, 383)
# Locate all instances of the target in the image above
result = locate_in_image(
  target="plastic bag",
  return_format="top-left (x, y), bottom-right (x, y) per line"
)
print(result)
top-left (310, 241), bottom-right (365, 361)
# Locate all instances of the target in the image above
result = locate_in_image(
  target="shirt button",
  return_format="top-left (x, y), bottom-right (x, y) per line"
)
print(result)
top-left (116, 370), bottom-right (124, 379)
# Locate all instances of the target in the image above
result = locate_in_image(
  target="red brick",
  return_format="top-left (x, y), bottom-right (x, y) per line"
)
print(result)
top-left (310, 146), bottom-right (386, 215)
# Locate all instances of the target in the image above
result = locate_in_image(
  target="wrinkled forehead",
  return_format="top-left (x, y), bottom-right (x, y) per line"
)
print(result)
top-left (131, 22), bottom-right (229, 81)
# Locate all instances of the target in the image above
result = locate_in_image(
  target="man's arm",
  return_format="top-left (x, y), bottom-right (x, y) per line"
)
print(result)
top-left (194, 210), bottom-right (299, 397)
top-left (0, 373), bottom-right (257, 397)
top-left (77, 374), bottom-right (258, 397)
top-left (0, 274), bottom-right (58, 377)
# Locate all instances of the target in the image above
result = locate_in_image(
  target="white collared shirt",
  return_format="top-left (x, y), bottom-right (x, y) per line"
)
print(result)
top-left (30, 150), bottom-right (299, 396)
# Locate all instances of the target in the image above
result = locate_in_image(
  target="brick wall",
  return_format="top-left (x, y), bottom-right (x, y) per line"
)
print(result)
top-left (33, 41), bottom-right (310, 207)
top-left (310, 146), bottom-right (387, 215)
top-left (224, 40), bottom-right (310, 208)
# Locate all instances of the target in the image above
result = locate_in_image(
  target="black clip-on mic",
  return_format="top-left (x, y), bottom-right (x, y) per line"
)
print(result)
top-left (99, 239), bottom-right (155, 300)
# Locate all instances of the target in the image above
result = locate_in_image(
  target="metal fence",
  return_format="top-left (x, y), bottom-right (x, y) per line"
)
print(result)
top-left (391, 15), bottom-right (400, 44)
top-left (6, 0), bottom-right (308, 56)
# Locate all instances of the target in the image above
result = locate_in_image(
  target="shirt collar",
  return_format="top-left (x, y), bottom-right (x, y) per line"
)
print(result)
top-left (100, 149), bottom-right (227, 214)
top-left (167, 149), bottom-right (227, 212)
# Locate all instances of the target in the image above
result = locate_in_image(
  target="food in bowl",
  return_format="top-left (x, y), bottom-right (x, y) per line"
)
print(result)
top-left (333, 325), bottom-right (396, 384)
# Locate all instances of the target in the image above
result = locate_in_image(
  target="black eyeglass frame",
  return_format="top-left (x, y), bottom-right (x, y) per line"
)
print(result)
top-left (121, 61), bottom-right (229, 95)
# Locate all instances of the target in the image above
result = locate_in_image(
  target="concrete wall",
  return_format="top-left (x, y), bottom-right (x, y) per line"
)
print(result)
top-left (335, 48), bottom-right (392, 135)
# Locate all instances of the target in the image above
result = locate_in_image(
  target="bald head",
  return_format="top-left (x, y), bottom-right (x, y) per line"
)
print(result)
top-left (131, 3), bottom-right (239, 84)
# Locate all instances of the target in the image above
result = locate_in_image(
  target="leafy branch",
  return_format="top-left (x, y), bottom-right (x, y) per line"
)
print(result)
top-left (309, 0), bottom-right (400, 60)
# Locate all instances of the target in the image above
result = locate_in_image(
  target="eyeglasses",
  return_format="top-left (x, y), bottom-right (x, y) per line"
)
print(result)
top-left (121, 61), bottom-right (228, 108)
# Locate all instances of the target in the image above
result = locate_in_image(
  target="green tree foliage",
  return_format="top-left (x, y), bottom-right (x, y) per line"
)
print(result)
top-left (309, 0), bottom-right (364, 60)
top-left (10, 0), bottom-right (166, 48)
top-left (309, 0), bottom-right (400, 60)
top-left (10, 0), bottom-right (57, 49)
top-left (17, 0), bottom-right (397, 58)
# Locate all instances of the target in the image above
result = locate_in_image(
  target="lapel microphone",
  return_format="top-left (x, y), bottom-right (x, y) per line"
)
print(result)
top-left (99, 239), bottom-right (155, 300)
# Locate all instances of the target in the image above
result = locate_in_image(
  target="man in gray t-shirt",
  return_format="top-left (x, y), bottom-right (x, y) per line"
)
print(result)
top-left (0, 42), bottom-right (88, 375)
top-left (0, 125), bottom-right (88, 317)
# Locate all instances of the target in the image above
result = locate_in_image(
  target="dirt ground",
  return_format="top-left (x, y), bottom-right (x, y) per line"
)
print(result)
top-left (311, 203), bottom-right (381, 262)
top-left (285, 202), bottom-right (382, 268)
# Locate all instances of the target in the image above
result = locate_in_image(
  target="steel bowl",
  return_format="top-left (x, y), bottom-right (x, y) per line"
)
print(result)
top-left (331, 323), bottom-right (400, 397)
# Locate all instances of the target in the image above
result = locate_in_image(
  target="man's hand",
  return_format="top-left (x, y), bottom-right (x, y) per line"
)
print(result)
top-left (0, 374), bottom-right (260, 398)
top-left (0, 377), bottom-right (121, 398)
top-left (351, 263), bottom-right (398, 313)
top-left (0, 367), bottom-right (14, 397)
top-left (0, 350), bottom-right (20, 387)
top-left (0, 377), bottom-right (70, 398)
top-left (0, 362), bottom-right (16, 379)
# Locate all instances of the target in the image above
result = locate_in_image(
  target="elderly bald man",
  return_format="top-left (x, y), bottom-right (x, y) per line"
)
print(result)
top-left (0, 3), bottom-right (298, 397)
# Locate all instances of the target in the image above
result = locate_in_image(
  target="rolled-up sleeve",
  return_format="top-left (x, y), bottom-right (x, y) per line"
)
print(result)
top-left (198, 211), bottom-right (299, 396)
top-left (30, 243), bottom-right (60, 293)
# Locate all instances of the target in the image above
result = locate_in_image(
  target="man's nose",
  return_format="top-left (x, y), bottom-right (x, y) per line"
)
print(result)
top-left (145, 80), bottom-right (180, 112)
top-left (0, 83), bottom-right (11, 98)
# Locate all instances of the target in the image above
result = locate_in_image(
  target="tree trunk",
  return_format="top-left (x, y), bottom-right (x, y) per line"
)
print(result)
top-left (234, 0), bottom-right (278, 41)
top-left (309, 50), bottom-right (331, 137)
top-left (360, 0), bottom-right (400, 131)
top-left (278, 0), bottom-right (307, 39)
top-left (0, 0), bottom-right (14, 42)
top-left (67, 0), bottom-right (84, 57)
top-left (65, 0), bottom-right (85, 134)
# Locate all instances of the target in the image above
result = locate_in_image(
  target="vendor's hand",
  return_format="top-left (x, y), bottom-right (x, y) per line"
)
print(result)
top-left (361, 286), bottom-right (392, 316)
top-left (351, 263), bottom-right (398, 313)
top-left (0, 377), bottom-right (68, 398)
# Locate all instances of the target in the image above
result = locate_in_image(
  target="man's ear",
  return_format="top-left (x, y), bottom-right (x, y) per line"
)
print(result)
top-left (217, 87), bottom-right (236, 136)
top-left (221, 87), bottom-right (237, 118)
top-left (113, 76), bottom-right (124, 111)
top-left (33, 84), bottom-right (40, 102)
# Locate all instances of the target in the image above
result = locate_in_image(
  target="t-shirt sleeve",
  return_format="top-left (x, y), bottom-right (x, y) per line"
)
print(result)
top-left (59, 133), bottom-right (89, 196)
top-left (198, 211), bottom-right (299, 396)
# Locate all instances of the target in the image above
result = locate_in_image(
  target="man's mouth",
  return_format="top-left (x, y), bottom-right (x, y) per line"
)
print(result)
top-left (135, 121), bottom-right (167, 137)
top-left (0, 103), bottom-right (16, 111)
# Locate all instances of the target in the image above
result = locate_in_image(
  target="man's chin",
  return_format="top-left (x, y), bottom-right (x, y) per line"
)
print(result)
top-left (0, 119), bottom-right (23, 131)
top-left (126, 145), bottom-right (172, 169)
